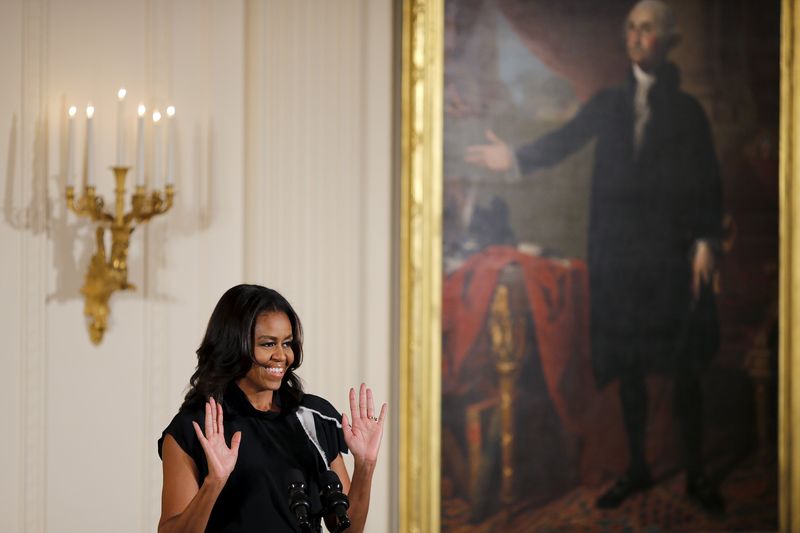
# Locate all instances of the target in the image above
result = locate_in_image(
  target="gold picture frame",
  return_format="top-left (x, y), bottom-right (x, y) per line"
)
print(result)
top-left (399, 0), bottom-right (800, 531)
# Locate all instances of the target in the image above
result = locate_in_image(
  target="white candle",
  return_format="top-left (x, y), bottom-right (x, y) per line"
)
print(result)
top-left (116, 88), bottom-right (126, 166)
top-left (136, 104), bottom-right (146, 186)
top-left (166, 105), bottom-right (175, 185)
top-left (66, 106), bottom-right (77, 187)
top-left (86, 104), bottom-right (95, 187)
top-left (152, 110), bottom-right (162, 188)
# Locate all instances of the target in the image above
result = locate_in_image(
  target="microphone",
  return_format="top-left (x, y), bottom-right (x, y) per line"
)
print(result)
top-left (286, 468), bottom-right (313, 532)
top-left (320, 470), bottom-right (351, 532)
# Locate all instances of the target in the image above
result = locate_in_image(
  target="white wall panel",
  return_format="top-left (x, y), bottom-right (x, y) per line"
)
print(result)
top-left (21, 0), bottom-right (49, 531)
top-left (0, 3), bottom-right (24, 531)
top-left (0, 0), bottom-right (392, 531)
top-left (46, 0), bottom-right (144, 527)
top-left (0, 0), bottom-right (245, 531)
top-left (0, 1), bottom-right (46, 531)
top-left (245, 1), bottom-right (394, 531)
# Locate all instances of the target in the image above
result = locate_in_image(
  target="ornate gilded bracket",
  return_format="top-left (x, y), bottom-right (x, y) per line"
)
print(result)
top-left (66, 167), bottom-right (174, 344)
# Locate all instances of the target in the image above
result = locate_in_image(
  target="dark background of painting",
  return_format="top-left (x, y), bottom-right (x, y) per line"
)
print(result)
top-left (442, 0), bottom-right (779, 529)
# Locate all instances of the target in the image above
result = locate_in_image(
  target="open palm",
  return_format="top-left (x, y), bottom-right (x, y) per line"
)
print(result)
top-left (192, 397), bottom-right (242, 482)
top-left (342, 383), bottom-right (387, 464)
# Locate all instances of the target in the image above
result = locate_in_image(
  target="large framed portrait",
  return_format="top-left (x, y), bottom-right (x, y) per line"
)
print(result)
top-left (399, 0), bottom-right (800, 531)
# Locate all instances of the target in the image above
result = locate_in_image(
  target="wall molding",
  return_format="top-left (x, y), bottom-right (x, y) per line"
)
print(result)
top-left (141, 0), bottom-right (172, 529)
top-left (21, 0), bottom-right (49, 530)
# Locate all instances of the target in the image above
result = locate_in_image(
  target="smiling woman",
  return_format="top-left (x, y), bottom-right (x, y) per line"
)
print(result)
top-left (157, 284), bottom-right (387, 533)
top-left (239, 312), bottom-right (298, 406)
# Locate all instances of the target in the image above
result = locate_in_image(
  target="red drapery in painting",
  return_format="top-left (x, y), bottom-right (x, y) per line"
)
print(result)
top-left (443, 246), bottom-right (680, 485)
top-left (494, 0), bottom-right (633, 102)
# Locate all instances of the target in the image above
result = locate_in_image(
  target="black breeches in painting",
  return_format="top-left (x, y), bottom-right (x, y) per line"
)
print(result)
top-left (674, 372), bottom-right (703, 478)
top-left (619, 362), bottom-right (704, 477)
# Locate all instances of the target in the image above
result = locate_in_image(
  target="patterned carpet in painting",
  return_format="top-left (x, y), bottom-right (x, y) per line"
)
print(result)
top-left (442, 458), bottom-right (777, 532)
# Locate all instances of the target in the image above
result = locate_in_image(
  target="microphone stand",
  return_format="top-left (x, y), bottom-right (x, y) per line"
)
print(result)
top-left (287, 470), bottom-right (320, 533)
top-left (320, 470), bottom-right (351, 532)
top-left (288, 469), bottom-right (351, 532)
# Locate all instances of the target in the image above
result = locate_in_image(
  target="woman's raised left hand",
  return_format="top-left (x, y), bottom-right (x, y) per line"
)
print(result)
top-left (342, 383), bottom-right (387, 466)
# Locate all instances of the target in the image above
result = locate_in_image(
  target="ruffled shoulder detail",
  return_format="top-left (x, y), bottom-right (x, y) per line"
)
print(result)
top-left (297, 395), bottom-right (349, 465)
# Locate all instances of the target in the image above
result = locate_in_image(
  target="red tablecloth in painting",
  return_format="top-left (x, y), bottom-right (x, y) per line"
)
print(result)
top-left (443, 245), bottom-right (681, 484)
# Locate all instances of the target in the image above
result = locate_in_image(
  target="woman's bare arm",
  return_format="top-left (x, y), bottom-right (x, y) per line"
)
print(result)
top-left (158, 398), bottom-right (241, 533)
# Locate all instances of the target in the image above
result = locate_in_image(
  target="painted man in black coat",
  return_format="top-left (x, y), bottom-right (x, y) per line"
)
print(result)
top-left (466, 0), bottom-right (724, 511)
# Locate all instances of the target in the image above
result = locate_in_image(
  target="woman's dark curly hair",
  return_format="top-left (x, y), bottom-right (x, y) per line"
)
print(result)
top-left (181, 284), bottom-right (304, 412)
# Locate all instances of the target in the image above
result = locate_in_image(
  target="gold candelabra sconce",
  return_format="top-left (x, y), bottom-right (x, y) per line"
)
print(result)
top-left (65, 94), bottom-right (177, 344)
top-left (66, 168), bottom-right (174, 344)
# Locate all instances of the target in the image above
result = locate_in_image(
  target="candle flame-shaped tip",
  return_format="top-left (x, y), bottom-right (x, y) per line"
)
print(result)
top-left (86, 105), bottom-right (95, 118)
top-left (153, 110), bottom-right (162, 122)
top-left (138, 104), bottom-right (146, 116)
top-left (166, 106), bottom-right (176, 117)
top-left (68, 106), bottom-right (77, 117)
top-left (118, 88), bottom-right (127, 99)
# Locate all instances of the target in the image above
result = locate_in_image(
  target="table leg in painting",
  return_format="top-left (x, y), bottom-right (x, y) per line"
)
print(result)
top-left (489, 282), bottom-right (526, 510)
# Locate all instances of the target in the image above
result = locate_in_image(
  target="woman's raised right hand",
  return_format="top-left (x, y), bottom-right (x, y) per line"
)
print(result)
top-left (192, 397), bottom-right (242, 483)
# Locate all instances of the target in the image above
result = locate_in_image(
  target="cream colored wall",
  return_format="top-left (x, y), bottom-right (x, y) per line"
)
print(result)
top-left (0, 0), bottom-right (395, 531)
top-left (245, 1), bottom-right (394, 531)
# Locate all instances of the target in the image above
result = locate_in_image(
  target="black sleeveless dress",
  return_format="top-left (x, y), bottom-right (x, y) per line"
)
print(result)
top-left (158, 383), bottom-right (348, 532)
